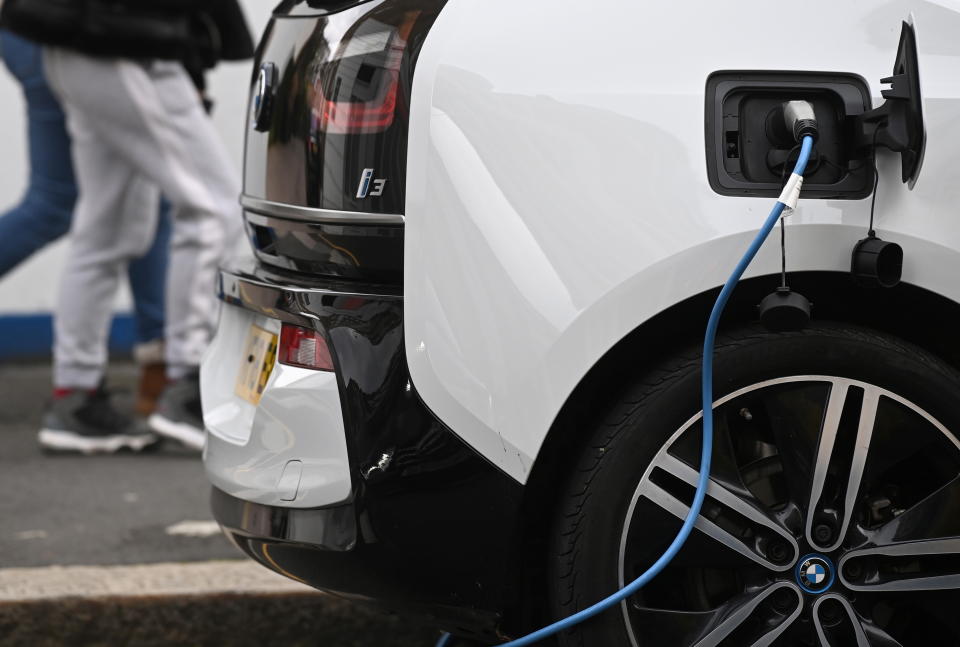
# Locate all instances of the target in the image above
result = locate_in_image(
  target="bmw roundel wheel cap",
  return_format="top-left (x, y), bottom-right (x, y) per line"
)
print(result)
top-left (795, 554), bottom-right (836, 594)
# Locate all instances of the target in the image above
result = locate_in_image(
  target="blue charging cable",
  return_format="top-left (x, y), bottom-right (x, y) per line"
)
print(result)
top-left (437, 135), bottom-right (814, 647)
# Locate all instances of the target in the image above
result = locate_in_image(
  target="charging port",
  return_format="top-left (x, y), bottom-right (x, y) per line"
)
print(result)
top-left (705, 72), bottom-right (874, 199)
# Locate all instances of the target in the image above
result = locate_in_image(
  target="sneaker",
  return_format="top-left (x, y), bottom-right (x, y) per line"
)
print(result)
top-left (148, 371), bottom-right (205, 450)
top-left (39, 387), bottom-right (159, 454)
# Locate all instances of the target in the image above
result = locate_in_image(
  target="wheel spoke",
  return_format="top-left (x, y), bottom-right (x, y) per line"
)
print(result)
top-left (812, 593), bottom-right (910, 646)
top-left (629, 582), bottom-right (802, 647)
top-left (692, 582), bottom-right (801, 647)
top-left (839, 536), bottom-right (960, 591)
top-left (812, 594), bottom-right (869, 647)
top-left (806, 381), bottom-right (849, 549)
top-left (842, 478), bottom-right (960, 593)
top-left (640, 452), bottom-right (798, 571)
top-left (806, 381), bottom-right (880, 552)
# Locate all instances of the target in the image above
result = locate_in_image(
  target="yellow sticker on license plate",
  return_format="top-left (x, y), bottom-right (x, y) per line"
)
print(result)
top-left (234, 324), bottom-right (278, 405)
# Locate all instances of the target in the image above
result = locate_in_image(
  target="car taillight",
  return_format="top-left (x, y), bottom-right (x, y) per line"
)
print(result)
top-left (321, 80), bottom-right (399, 134)
top-left (313, 12), bottom-right (420, 135)
top-left (278, 324), bottom-right (334, 371)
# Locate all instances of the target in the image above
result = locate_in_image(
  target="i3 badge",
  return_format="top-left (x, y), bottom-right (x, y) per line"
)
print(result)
top-left (356, 168), bottom-right (387, 198)
top-left (795, 554), bottom-right (835, 594)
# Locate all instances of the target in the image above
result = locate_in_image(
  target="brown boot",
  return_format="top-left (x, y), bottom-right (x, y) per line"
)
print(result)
top-left (136, 363), bottom-right (168, 416)
top-left (134, 341), bottom-right (167, 416)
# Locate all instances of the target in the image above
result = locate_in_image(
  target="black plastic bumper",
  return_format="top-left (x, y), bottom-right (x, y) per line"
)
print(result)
top-left (211, 263), bottom-right (523, 640)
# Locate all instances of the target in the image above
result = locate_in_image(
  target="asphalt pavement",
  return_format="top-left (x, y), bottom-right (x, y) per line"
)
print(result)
top-left (0, 361), bottom-right (231, 568)
top-left (0, 360), bottom-right (437, 646)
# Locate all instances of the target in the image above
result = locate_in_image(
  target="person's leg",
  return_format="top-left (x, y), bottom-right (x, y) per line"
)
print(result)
top-left (36, 102), bottom-right (161, 451)
top-left (128, 198), bottom-right (171, 346)
top-left (43, 50), bottom-right (241, 448)
top-left (142, 63), bottom-right (241, 447)
top-left (0, 32), bottom-right (173, 394)
top-left (43, 53), bottom-right (241, 364)
top-left (52, 139), bottom-right (160, 390)
top-left (127, 62), bottom-right (241, 379)
top-left (37, 88), bottom-right (161, 451)
top-left (128, 198), bottom-right (171, 415)
top-left (0, 30), bottom-right (76, 275)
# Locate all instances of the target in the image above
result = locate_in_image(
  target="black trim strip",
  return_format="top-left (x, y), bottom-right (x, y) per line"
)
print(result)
top-left (217, 263), bottom-right (401, 329)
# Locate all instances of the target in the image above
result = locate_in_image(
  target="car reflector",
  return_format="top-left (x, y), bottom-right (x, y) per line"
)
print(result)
top-left (278, 324), bottom-right (334, 371)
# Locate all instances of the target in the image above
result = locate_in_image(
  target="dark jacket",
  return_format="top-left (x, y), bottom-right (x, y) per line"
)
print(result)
top-left (0, 0), bottom-right (254, 67)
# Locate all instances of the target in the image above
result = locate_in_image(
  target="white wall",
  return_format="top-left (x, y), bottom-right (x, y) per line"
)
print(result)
top-left (0, 1), bottom-right (272, 314)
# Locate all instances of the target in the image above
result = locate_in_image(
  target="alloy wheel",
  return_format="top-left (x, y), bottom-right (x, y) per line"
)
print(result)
top-left (619, 376), bottom-right (960, 646)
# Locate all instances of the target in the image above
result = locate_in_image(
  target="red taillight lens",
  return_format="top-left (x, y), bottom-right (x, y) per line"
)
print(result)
top-left (312, 12), bottom-right (420, 135)
top-left (320, 79), bottom-right (399, 134)
top-left (278, 324), bottom-right (334, 371)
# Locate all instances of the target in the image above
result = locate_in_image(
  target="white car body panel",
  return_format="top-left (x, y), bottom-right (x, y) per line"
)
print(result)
top-left (404, 0), bottom-right (960, 482)
top-left (201, 305), bottom-right (352, 508)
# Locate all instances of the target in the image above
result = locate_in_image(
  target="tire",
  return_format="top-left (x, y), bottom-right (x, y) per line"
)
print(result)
top-left (549, 322), bottom-right (960, 647)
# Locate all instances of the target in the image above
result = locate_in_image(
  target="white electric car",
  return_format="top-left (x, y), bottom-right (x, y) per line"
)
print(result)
top-left (202, 1), bottom-right (960, 644)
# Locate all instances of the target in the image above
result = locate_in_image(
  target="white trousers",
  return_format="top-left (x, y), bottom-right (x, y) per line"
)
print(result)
top-left (44, 49), bottom-right (242, 388)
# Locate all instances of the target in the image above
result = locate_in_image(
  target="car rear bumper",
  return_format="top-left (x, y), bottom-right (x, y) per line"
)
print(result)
top-left (203, 262), bottom-right (523, 639)
top-left (201, 263), bottom-right (393, 508)
top-left (211, 485), bottom-right (510, 639)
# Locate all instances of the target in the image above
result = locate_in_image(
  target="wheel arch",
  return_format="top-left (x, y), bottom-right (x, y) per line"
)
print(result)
top-left (508, 270), bottom-right (960, 633)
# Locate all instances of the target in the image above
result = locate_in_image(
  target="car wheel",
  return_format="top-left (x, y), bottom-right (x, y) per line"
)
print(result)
top-left (550, 323), bottom-right (960, 646)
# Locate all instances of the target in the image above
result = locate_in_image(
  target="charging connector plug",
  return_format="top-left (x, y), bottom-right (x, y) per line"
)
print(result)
top-left (757, 101), bottom-right (818, 333)
top-left (783, 100), bottom-right (819, 143)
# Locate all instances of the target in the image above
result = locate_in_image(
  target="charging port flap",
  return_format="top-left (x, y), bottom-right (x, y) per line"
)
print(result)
top-left (851, 21), bottom-right (925, 188)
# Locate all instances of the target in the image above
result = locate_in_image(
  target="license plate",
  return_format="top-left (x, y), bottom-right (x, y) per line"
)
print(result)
top-left (234, 324), bottom-right (278, 405)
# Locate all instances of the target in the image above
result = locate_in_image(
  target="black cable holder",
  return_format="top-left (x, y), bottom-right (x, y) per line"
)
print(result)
top-left (758, 154), bottom-right (812, 333)
top-left (851, 115), bottom-right (904, 289)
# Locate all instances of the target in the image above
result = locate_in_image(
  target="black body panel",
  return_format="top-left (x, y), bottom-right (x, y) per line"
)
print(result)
top-left (213, 264), bottom-right (522, 641)
top-left (223, 0), bottom-right (515, 637)
top-left (244, 0), bottom-right (444, 214)
top-left (244, 206), bottom-right (403, 282)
